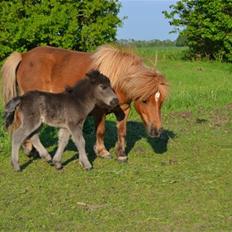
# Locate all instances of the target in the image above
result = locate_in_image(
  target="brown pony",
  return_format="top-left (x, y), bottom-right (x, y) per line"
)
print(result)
top-left (1, 44), bottom-right (168, 162)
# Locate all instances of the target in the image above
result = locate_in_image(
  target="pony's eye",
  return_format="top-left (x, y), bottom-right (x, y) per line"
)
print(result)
top-left (142, 99), bottom-right (147, 104)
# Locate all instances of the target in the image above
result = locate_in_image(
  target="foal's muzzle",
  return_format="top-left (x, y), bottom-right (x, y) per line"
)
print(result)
top-left (110, 98), bottom-right (119, 108)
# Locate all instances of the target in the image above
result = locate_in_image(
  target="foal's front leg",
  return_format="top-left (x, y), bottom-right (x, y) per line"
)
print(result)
top-left (52, 128), bottom-right (70, 170)
top-left (116, 105), bottom-right (130, 162)
top-left (70, 124), bottom-right (92, 170)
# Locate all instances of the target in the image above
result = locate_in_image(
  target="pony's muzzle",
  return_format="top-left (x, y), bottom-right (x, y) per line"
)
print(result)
top-left (109, 98), bottom-right (119, 108)
top-left (148, 127), bottom-right (163, 138)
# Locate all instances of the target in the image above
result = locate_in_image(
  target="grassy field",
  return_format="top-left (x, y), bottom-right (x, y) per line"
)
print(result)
top-left (0, 47), bottom-right (232, 231)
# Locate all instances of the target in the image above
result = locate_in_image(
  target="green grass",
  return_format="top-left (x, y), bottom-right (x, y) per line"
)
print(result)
top-left (0, 47), bottom-right (232, 231)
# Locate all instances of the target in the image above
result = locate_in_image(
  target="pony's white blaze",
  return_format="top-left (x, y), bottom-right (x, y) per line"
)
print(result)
top-left (155, 91), bottom-right (160, 102)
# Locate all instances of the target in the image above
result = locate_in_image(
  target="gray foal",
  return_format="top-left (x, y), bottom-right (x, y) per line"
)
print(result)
top-left (4, 70), bottom-right (118, 171)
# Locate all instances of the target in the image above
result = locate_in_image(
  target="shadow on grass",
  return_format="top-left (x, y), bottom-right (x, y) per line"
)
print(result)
top-left (22, 119), bottom-right (175, 169)
top-left (20, 149), bottom-right (41, 171)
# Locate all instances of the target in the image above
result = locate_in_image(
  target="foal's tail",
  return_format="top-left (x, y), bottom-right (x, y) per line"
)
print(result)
top-left (4, 97), bottom-right (21, 129)
top-left (1, 52), bottom-right (22, 106)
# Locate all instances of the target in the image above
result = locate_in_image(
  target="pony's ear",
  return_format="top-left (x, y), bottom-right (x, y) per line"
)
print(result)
top-left (86, 69), bottom-right (100, 84)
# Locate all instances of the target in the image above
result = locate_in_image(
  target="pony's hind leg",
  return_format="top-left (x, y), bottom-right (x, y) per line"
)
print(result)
top-left (30, 133), bottom-right (52, 162)
top-left (115, 106), bottom-right (130, 162)
top-left (70, 125), bottom-right (92, 171)
top-left (52, 128), bottom-right (70, 170)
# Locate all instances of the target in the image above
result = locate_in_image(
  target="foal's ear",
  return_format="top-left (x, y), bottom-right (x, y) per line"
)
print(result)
top-left (65, 85), bottom-right (73, 93)
top-left (86, 69), bottom-right (100, 84)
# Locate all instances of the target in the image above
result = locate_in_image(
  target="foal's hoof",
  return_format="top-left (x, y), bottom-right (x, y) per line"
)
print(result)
top-left (53, 161), bottom-right (63, 170)
top-left (11, 161), bottom-right (21, 172)
top-left (14, 166), bottom-right (22, 172)
top-left (44, 154), bottom-right (52, 162)
top-left (79, 161), bottom-right (93, 171)
top-left (85, 166), bottom-right (93, 171)
top-left (117, 156), bottom-right (128, 163)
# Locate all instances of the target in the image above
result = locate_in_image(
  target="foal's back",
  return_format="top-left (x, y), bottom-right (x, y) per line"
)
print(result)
top-left (19, 91), bottom-right (84, 127)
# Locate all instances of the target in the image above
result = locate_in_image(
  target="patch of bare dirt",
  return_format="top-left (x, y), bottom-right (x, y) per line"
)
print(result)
top-left (161, 158), bottom-right (178, 166)
top-left (211, 115), bottom-right (230, 127)
top-left (225, 103), bottom-right (232, 110)
top-left (169, 111), bottom-right (192, 119)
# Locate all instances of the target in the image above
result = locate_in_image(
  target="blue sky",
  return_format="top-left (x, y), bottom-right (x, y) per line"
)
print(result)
top-left (117, 0), bottom-right (179, 41)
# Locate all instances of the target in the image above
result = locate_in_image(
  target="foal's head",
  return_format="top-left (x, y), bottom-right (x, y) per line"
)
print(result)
top-left (86, 70), bottom-right (119, 108)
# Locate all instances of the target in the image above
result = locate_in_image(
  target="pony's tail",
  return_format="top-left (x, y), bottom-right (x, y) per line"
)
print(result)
top-left (1, 52), bottom-right (22, 106)
top-left (4, 97), bottom-right (21, 129)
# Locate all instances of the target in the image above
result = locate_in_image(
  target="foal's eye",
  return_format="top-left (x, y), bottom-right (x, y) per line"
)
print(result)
top-left (100, 85), bottom-right (107, 90)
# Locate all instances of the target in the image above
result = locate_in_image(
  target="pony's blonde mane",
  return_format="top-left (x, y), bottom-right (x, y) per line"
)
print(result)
top-left (91, 44), bottom-right (168, 101)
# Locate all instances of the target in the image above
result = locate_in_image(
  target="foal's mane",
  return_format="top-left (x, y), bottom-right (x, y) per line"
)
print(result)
top-left (91, 44), bottom-right (168, 101)
top-left (65, 75), bottom-right (92, 98)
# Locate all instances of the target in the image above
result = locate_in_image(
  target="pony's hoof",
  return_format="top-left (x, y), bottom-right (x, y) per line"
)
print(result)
top-left (98, 153), bottom-right (112, 159)
top-left (117, 156), bottom-right (128, 163)
top-left (94, 145), bottom-right (112, 159)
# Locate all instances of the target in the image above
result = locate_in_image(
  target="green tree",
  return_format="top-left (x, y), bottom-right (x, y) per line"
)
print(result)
top-left (163, 0), bottom-right (232, 62)
top-left (175, 34), bottom-right (187, 47)
top-left (0, 0), bottom-right (122, 59)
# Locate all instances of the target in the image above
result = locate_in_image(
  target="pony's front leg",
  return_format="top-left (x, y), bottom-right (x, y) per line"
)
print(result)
top-left (94, 113), bottom-right (111, 159)
top-left (116, 105), bottom-right (130, 162)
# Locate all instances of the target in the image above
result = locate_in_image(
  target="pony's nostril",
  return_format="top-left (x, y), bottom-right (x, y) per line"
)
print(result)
top-left (159, 127), bottom-right (164, 135)
top-left (153, 129), bottom-right (159, 137)
top-left (149, 127), bottom-right (161, 138)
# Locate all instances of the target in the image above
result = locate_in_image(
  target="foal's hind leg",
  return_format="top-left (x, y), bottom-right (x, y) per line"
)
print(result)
top-left (30, 133), bottom-right (52, 162)
top-left (22, 140), bottom-right (33, 156)
top-left (69, 124), bottom-right (92, 170)
top-left (11, 123), bottom-right (41, 171)
top-left (53, 128), bottom-right (70, 170)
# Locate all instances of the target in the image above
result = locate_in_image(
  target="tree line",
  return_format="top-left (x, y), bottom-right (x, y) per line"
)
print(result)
top-left (0, 0), bottom-right (231, 62)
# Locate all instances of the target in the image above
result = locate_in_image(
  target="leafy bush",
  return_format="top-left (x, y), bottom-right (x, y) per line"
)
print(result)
top-left (163, 0), bottom-right (232, 62)
top-left (0, 0), bottom-right (122, 59)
